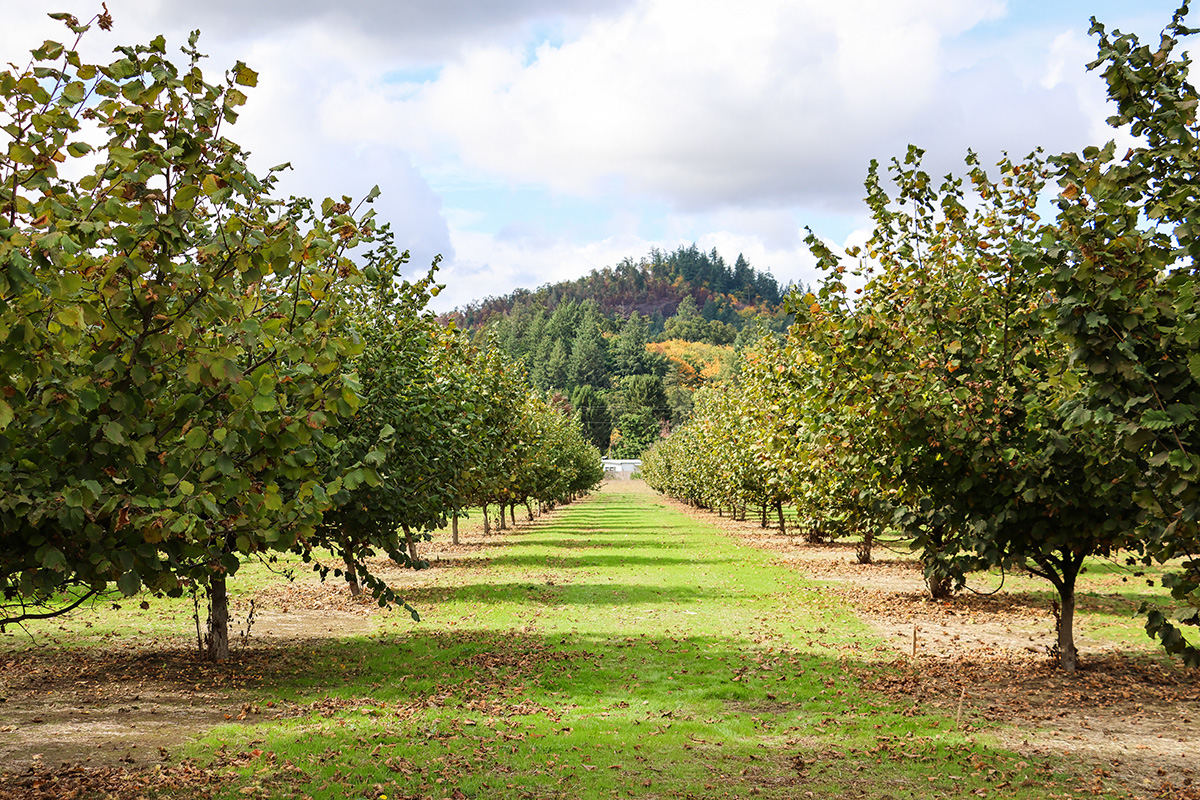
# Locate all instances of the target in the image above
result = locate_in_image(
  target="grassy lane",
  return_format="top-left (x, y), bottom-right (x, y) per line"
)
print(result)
top-left (196, 483), bottom-right (1106, 800)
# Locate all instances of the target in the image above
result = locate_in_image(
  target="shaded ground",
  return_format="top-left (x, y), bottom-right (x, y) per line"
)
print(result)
top-left (1, 645), bottom-right (289, 770)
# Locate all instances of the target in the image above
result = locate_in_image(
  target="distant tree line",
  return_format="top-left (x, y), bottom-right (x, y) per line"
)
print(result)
top-left (452, 245), bottom-right (787, 330)
top-left (480, 296), bottom-right (790, 458)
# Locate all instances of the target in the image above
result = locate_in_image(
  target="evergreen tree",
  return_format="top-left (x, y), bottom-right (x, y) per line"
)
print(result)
top-left (546, 300), bottom-right (582, 344)
top-left (571, 385), bottom-right (613, 452)
top-left (568, 317), bottom-right (610, 389)
top-left (648, 310), bottom-right (667, 338)
top-left (613, 312), bottom-right (652, 377)
top-left (733, 254), bottom-right (753, 300)
top-left (708, 248), bottom-right (731, 294)
top-left (610, 412), bottom-right (661, 459)
top-left (623, 374), bottom-right (671, 423)
top-left (545, 339), bottom-right (571, 389)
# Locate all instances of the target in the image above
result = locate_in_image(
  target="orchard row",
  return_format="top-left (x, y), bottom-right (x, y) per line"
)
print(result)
top-left (0, 15), bottom-right (601, 660)
top-left (645, 6), bottom-right (1200, 673)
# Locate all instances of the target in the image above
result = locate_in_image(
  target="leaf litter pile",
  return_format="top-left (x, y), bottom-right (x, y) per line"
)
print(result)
top-left (1, 485), bottom-right (1198, 799)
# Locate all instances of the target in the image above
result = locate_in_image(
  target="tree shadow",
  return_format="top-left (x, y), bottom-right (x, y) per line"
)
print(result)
top-left (399, 581), bottom-right (739, 607)
top-left (477, 552), bottom-right (733, 570)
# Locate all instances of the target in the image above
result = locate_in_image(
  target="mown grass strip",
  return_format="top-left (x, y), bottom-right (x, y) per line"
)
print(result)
top-left (188, 484), bottom-right (1109, 799)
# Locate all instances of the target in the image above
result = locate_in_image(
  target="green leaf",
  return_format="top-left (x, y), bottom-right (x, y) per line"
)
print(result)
top-left (174, 183), bottom-right (201, 210)
top-left (234, 65), bottom-right (258, 87)
top-left (103, 421), bottom-right (126, 444)
top-left (61, 81), bottom-right (85, 104)
top-left (78, 387), bottom-right (101, 411)
top-left (39, 546), bottom-right (67, 571)
top-left (1167, 450), bottom-right (1195, 471)
top-left (184, 426), bottom-right (207, 450)
top-left (8, 144), bottom-right (35, 165)
top-left (56, 306), bottom-right (84, 328)
top-left (1141, 410), bottom-right (1175, 430)
top-left (117, 570), bottom-right (142, 596)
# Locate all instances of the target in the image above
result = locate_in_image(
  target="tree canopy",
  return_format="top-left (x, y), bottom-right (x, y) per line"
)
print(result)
top-left (645, 3), bottom-right (1200, 671)
top-left (0, 13), bottom-right (604, 659)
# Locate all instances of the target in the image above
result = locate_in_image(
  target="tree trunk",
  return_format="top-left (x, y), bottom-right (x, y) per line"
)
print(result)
top-left (344, 552), bottom-right (362, 597)
top-left (206, 573), bottom-right (229, 662)
top-left (498, 505), bottom-right (507, 530)
top-left (856, 528), bottom-right (874, 565)
top-left (760, 503), bottom-right (767, 528)
top-left (482, 503), bottom-right (490, 536)
top-left (525, 500), bottom-right (534, 521)
top-left (451, 514), bottom-right (460, 546)
top-left (925, 570), bottom-right (952, 600)
top-left (403, 524), bottom-right (419, 565)
top-left (776, 501), bottom-right (786, 535)
top-left (1039, 553), bottom-right (1084, 673)
top-left (922, 526), bottom-right (953, 599)
top-left (1056, 586), bottom-right (1078, 673)
top-left (510, 504), bottom-right (516, 527)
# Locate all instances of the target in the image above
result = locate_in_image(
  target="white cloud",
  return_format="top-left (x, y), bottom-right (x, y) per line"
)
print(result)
top-left (353, 0), bottom-right (1053, 210)
top-left (4, 0), bottom-right (1189, 313)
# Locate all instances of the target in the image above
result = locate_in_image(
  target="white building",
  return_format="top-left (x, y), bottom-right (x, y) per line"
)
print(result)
top-left (601, 458), bottom-right (642, 479)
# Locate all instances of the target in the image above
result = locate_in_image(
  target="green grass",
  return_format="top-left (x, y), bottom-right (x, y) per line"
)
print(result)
top-left (6, 485), bottom-right (1183, 797)
top-left (165, 486), bottom-right (1117, 800)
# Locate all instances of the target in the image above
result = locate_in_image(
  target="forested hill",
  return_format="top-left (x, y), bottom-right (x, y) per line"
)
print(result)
top-left (450, 244), bottom-right (789, 330)
top-left (442, 245), bottom-right (797, 461)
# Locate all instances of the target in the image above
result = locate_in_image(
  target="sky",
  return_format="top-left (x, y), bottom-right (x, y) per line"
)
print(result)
top-left (2, 1), bottom-right (1187, 311)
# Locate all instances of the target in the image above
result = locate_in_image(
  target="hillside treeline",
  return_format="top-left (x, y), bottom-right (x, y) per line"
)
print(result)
top-left (454, 245), bottom-right (786, 330)
top-left (457, 247), bottom-right (795, 458)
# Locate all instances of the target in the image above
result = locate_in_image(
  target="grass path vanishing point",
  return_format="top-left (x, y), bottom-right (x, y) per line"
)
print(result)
top-left (176, 481), bottom-right (1115, 800)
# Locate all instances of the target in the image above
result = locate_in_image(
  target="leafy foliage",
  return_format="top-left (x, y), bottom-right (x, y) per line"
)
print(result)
top-left (1048, 2), bottom-right (1200, 665)
top-left (0, 15), bottom-right (605, 659)
top-left (0, 18), bottom-right (382, 649)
